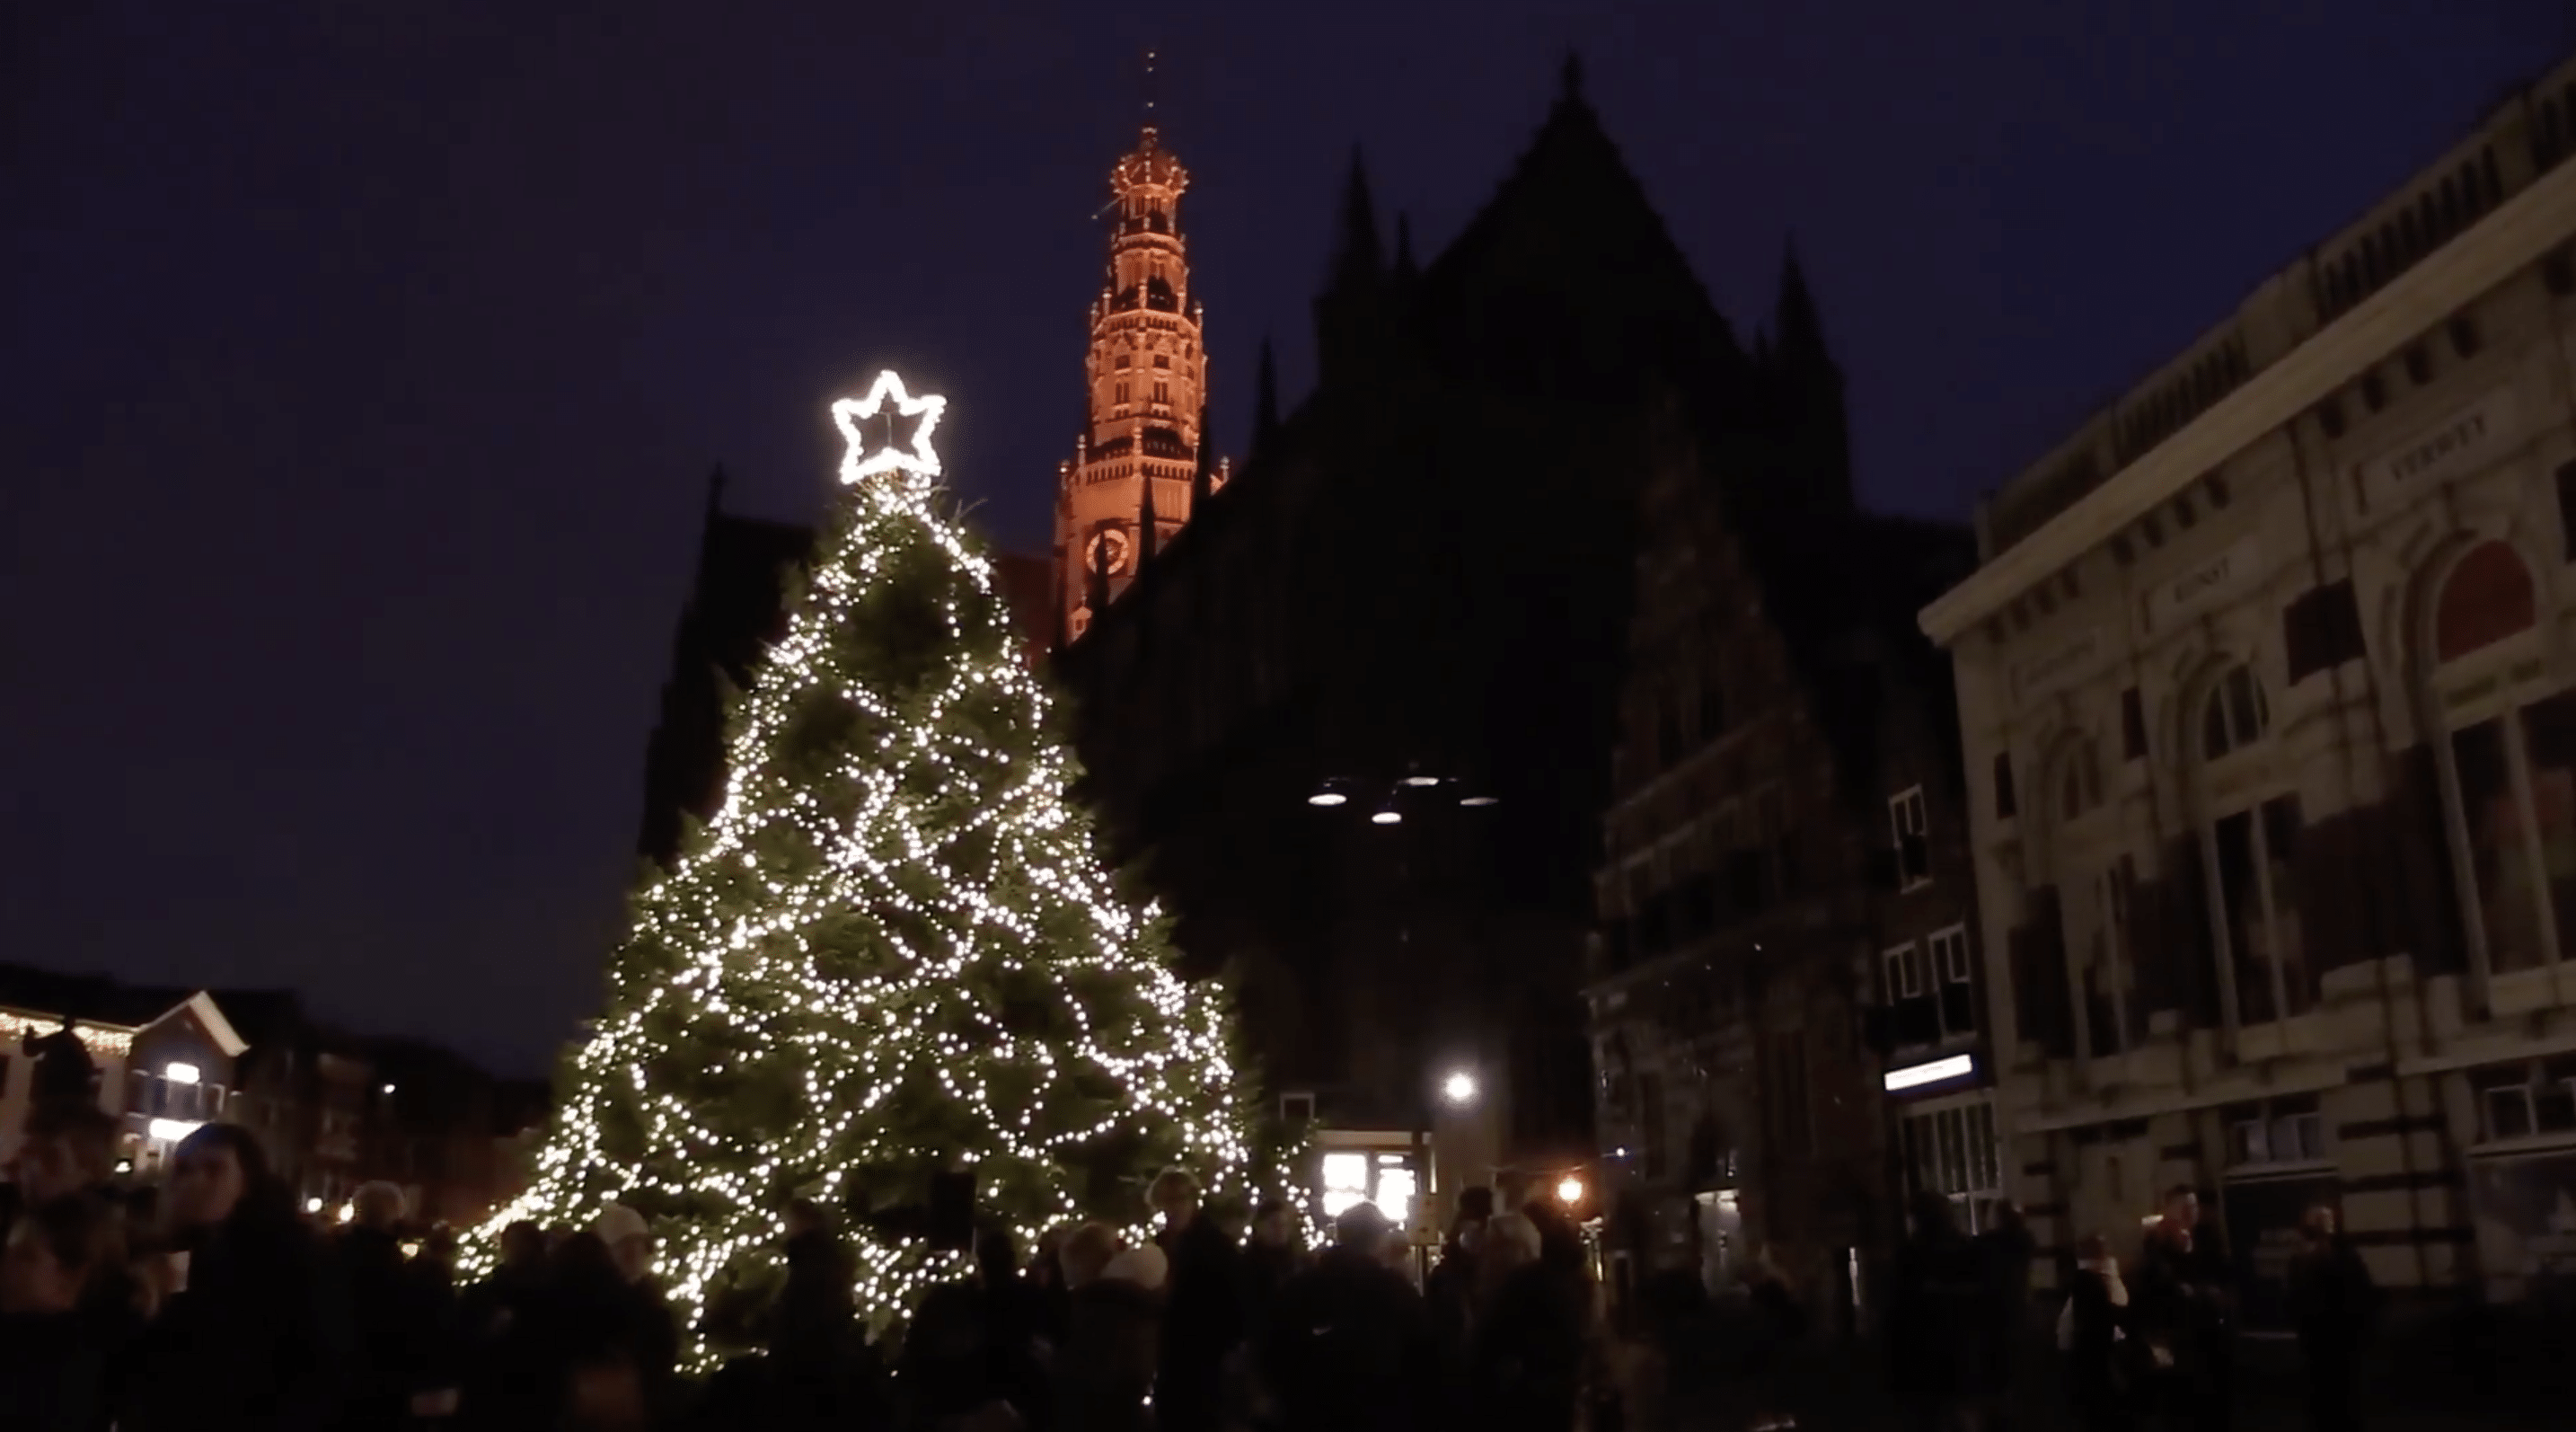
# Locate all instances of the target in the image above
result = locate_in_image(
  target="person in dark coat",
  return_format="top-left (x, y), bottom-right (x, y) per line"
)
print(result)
top-left (977, 1227), bottom-right (1053, 1425)
top-left (2063, 1233), bottom-right (2135, 1432)
top-left (2287, 1206), bottom-right (2377, 1432)
top-left (1888, 1193), bottom-right (1986, 1432)
top-left (1053, 1224), bottom-right (1165, 1432)
top-left (0, 1192), bottom-right (118, 1431)
top-left (1466, 1212), bottom-right (1585, 1432)
top-left (1425, 1188), bottom-right (1492, 1382)
top-left (119, 1122), bottom-right (353, 1432)
top-left (2132, 1186), bottom-right (2235, 1432)
top-left (1239, 1198), bottom-right (1308, 1343)
top-left (458, 1219), bottom-right (554, 1429)
top-left (1151, 1168), bottom-right (1242, 1432)
top-left (760, 1202), bottom-right (887, 1432)
top-left (1976, 1200), bottom-right (2039, 1431)
top-left (1257, 1203), bottom-right (1438, 1432)
top-left (339, 1180), bottom-right (440, 1431)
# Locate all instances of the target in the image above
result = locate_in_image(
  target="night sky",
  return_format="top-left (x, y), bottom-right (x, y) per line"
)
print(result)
top-left (7, 1), bottom-right (2569, 1074)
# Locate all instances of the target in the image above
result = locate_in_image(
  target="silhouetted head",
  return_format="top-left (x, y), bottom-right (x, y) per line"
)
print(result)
top-left (975, 1227), bottom-right (1019, 1285)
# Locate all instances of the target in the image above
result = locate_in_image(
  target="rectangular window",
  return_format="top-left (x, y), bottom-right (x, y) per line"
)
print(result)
top-left (1993, 754), bottom-right (2018, 820)
top-left (1885, 942), bottom-right (1922, 999)
top-left (2474, 1058), bottom-right (2576, 1144)
top-left (1152, 381), bottom-right (1170, 404)
top-left (1930, 924), bottom-right (1978, 1036)
top-left (2455, 716), bottom-right (2549, 973)
top-left (1115, 382), bottom-right (1131, 405)
top-left (1900, 1101), bottom-right (2006, 1233)
top-left (1766, 1033), bottom-right (1813, 1157)
top-left (1891, 786), bottom-right (1931, 888)
top-left (2283, 580), bottom-right (2367, 682)
top-left (2122, 687), bottom-right (2148, 761)
top-left (2078, 857), bottom-right (2140, 1056)
top-left (2210, 795), bottom-right (2311, 1026)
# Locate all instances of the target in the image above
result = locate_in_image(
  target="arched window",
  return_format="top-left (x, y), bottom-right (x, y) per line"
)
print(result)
top-left (2201, 665), bottom-right (2269, 761)
top-left (2430, 541), bottom-right (2574, 978)
top-left (2194, 664), bottom-right (2307, 1024)
top-left (2435, 540), bottom-right (2536, 662)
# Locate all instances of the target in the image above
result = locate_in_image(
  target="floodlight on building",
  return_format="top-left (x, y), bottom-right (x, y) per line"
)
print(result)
top-left (1459, 795), bottom-right (1499, 807)
top-left (164, 1063), bottom-right (200, 1085)
top-left (1308, 791), bottom-right (1348, 808)
top-left (146, 1118), bottom-right (202, 1144)
top-left (1400, 774), bottom-right (1442, 788)
top-left (1372, 809), bottom-right (1403, 826)
top-left (306, 1198), bottom-right (325, 1215)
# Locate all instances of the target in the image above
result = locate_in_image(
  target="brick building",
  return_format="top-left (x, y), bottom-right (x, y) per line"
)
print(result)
top-left (1585, 301), bottom-right (1983, 1329)
top-left (1918, 53), bottom-right (2576, 1335)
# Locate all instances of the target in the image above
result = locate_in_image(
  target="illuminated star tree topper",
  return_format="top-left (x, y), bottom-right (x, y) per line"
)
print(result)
top-left (475, 370), bottom-right (1280, 1368)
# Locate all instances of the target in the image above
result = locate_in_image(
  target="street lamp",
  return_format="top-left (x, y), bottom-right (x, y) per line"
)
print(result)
top-left (1371, 808), bottom-right (1403, 826)
top-left (1557, 1175), bottom-right (1585, 1206)
top-left (1442, 1071), bottom-right (1478, 1106)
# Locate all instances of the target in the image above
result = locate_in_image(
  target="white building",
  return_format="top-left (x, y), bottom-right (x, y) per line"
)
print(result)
top-left (1919, 57), bottom-right (2576, 1330)
top-left (0, 988), bottom-right (246, 1175)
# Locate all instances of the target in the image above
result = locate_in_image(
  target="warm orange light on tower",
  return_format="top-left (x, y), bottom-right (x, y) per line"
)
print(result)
top-left (1054, 117), bottom-right (1222, 641)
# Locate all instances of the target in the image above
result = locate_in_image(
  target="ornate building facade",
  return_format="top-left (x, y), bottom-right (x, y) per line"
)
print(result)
top-left (1585, 284), bottom-right (1984, 1328)
top-left (1920, 53), bottom-right (2576, 1342)
top-left (1054, 126), bottom-right (1225, 641)
top-left (1051, 63), bottom-right (1885, 1232)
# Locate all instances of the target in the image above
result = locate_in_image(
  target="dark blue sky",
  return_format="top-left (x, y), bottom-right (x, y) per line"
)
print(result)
top-left (6, 1), bottom-right (2568, 1074)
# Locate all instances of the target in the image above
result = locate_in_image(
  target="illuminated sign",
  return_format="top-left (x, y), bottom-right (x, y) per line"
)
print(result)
top-left (1883, 1053), bottom-right (1976, 1092)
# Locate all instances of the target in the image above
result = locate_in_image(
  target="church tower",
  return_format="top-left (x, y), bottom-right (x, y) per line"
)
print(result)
top-left (1054, 116), bottom-right (1222, 640)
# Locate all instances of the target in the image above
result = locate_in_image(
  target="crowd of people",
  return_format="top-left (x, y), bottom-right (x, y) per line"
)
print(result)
top-left (2, 1084), bottom-right (2392, 1432)
top-left (0, 1101), bottom-right (1620, 1432)
top-left (1881, 1185), bottom-right (2378, 1432)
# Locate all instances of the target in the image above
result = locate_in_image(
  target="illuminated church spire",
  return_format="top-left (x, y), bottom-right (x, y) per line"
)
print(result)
top-left (1054, 55), bottom-right (1223, 641)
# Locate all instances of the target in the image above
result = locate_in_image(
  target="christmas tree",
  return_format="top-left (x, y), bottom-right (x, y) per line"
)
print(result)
top-left (482, 372), bottom-right (1264, 1363)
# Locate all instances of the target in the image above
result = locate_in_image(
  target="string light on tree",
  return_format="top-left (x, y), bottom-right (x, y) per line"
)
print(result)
top-left (470, 370), bottom-right (1287, 1369)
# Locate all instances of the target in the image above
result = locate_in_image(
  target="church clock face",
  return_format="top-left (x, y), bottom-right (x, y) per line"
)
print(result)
top-left (1087, 527), bottom-right (1131, 576)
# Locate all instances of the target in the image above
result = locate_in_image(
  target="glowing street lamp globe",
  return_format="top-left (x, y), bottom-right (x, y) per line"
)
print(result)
top-left (1441, 1071), bottom-right (1478, 1106)
top-left (1556, 1175), bottom-right (1585, 1206)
